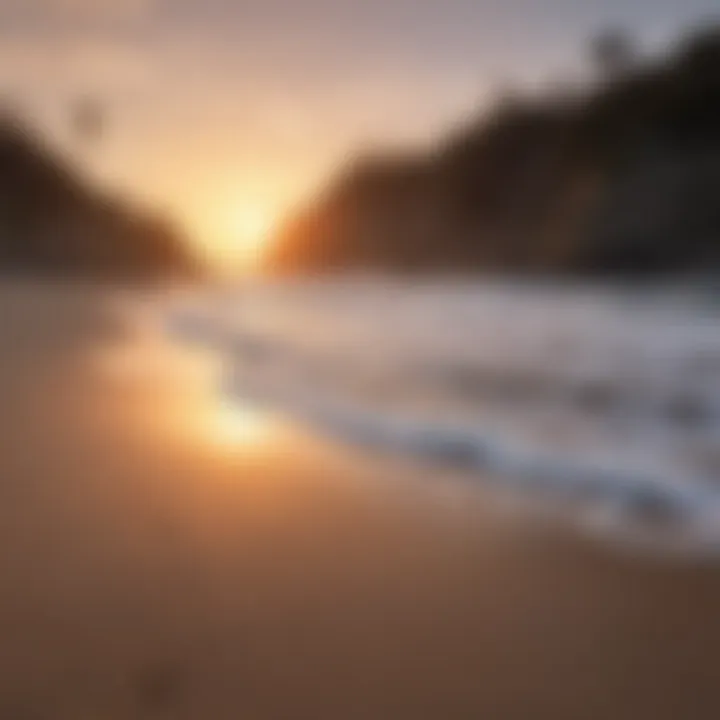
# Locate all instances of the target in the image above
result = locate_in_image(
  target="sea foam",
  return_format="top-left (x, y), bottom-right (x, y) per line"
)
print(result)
top-left (166, 279), bottom-right (720, 555)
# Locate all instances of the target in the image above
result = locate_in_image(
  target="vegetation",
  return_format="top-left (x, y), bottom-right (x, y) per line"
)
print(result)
top-left (0, 117), bottom-right (199, 280)
top-left (269, 27), bottom-right (720, 276)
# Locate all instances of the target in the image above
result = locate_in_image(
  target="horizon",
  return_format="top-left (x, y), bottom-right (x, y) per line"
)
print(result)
top-left (1, 0), bottom-right (717, 271)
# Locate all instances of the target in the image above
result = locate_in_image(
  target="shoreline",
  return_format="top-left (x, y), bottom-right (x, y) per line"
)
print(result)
top-left (0, 280), bottom-right (718, 719)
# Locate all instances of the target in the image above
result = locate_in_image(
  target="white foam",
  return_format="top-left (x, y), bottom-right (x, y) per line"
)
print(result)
top-left (165, 278), bottom-right (720, 556)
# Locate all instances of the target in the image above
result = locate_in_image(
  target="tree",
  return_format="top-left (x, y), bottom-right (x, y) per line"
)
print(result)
top-left (591, 29), bottom-right (636, 81)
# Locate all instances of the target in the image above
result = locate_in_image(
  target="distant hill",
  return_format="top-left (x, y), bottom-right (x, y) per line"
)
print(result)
top-left (0, 118), bottom-right (199, 280)
top-left (269, 27), bottom-right (720, 276)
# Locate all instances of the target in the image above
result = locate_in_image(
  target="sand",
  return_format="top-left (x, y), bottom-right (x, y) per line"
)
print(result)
top-left (0, 279), bottom-right (718, 720)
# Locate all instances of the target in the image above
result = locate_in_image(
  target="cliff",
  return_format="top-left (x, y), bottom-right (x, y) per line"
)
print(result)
top-left (269, 28), bottom-right (720, 276)
top-left (0, 119), bottom-right (199, 280)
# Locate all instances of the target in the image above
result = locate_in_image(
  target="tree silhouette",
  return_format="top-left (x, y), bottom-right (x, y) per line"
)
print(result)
top-left (591, 28), bottom-right (637, 81)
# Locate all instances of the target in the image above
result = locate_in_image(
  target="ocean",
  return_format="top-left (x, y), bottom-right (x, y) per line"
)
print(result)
top-left (165, 277), bottom-right (720, 556)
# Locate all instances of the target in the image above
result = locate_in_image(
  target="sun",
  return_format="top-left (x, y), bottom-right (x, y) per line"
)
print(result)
top-left (210, 205), bottom-right (275, 274)
top-left (235, 206), bottom-right (273, 245)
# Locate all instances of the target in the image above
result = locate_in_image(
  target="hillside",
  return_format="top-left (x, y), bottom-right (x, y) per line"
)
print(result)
top-left (0, 119), bottom-right (199, 280)
top-left (268, 28), bottom-right (720, 276)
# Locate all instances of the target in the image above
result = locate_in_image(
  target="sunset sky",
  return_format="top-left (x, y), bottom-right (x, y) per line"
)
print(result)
top-left (1, 0), bottom-right (717, 267)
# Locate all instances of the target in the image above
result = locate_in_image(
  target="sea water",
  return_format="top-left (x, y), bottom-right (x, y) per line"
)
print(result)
top-left (165, 278), bottom-right (720, 556)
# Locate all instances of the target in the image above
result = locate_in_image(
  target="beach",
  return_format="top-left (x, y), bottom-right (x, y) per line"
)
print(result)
top-left (0, 279), bottom-right (719, 719)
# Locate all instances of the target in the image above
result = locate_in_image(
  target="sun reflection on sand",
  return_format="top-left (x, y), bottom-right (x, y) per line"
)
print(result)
top-left (85, 293), bottom-right (295, 464)
top-left (211, 398), bottom-right (278, 448)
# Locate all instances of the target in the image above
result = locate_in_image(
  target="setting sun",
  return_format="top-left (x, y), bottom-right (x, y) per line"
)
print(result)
top-left (228, 206), bottom-right (274, 269)
top-left (199, 204), bottom-right (276, 274)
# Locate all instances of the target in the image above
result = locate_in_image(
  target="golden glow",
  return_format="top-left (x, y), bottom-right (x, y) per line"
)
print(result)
top-left (200, 203), bottom-right (276, 274)
top-left (212, 399), bottom-right (276, 448)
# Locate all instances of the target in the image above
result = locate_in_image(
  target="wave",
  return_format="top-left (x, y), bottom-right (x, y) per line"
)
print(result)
top-left (166, 279), bottom-right (720, 555)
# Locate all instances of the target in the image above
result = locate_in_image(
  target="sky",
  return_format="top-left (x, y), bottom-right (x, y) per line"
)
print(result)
top-left (0, 0), bottom-right (717, 267)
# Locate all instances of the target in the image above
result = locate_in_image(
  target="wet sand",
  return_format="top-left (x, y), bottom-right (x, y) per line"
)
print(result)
top-left (0, 280), bottom-right (718, 719)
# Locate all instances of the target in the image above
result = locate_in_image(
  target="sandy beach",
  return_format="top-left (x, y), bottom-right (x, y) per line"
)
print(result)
top-left (0, 279), bottom-right (719, 719)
